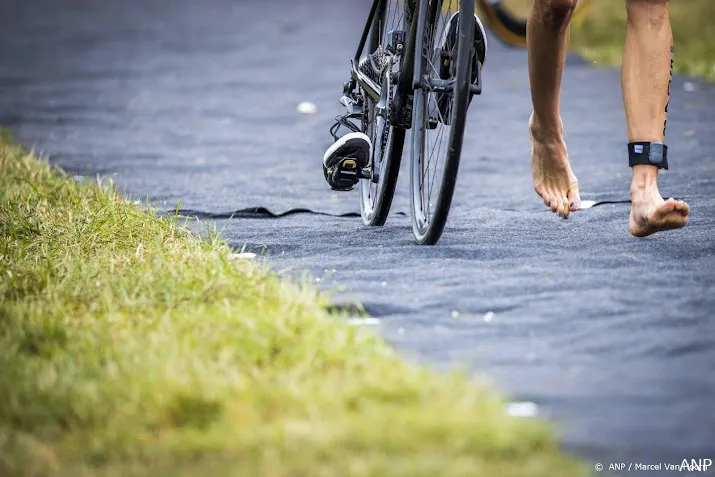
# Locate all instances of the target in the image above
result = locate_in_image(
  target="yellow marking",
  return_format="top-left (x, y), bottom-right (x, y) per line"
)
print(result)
top-left (342, 159), bottom-right (357, 169)
top-left (571, 0), bottom-right (592, 29)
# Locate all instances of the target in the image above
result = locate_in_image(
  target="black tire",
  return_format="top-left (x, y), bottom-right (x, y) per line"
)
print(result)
top-left (409, 0), bottom-right (475, 245)
top-left (359, 0), bottom-right (407, 227)
top-left (476, 0), bottom-right (527, 47)
top-left (476, 0), bottom-right (591, 48)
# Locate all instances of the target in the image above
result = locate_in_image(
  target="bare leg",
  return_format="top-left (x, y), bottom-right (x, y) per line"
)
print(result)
top-left (527, 0), bottom-right (581, 219)
top-left (623, 0), bottom-right (689, 236)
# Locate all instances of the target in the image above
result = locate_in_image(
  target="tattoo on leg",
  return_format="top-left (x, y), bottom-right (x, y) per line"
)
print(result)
top-left (664, 44), bottom-right (673, 138)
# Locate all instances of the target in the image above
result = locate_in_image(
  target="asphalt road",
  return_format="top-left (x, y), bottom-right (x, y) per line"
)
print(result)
top-left (2, 1), bottom-right (714, 475)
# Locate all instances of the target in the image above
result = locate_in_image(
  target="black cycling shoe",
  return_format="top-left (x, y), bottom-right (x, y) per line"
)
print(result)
top-left (434, 11), bottom-right (488, 124)
top-left (323, 132), bottom-right (372, 191)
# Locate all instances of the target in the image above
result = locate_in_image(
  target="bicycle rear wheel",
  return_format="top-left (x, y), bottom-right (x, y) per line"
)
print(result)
top-left (359, 0), bottom-right (407, 226)
top-left (409, 0), bottom-right (475, 245)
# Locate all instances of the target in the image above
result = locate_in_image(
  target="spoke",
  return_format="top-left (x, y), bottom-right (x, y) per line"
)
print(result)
top-left (424, 47), bottom-right (441, 84)
top-left (433, 91), bottom-right (448, 124)
top-left (422, 121), bottom-right (446, 220)
top-left (435, 4), bottom-right (447, 49)
top-left (423, 120), bottom-right (444, 186)
top-left (427, 123), bottom-right (448, 216)
top-left (389, 0), bottom-right (398, 30)
top-left (428, 128), bottom-right (447, 212)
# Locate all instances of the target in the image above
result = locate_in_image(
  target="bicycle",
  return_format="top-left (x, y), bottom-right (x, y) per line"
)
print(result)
top-left (328, 0), bottom-right (589, 245)
top-left (476, 0), bottom-right (591, 47)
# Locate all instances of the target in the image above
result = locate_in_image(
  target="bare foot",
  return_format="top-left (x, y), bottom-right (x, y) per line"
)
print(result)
top-left (529, 114), bottom-right (581, 219)
top-left (630, 188), bottom-right (690, 237)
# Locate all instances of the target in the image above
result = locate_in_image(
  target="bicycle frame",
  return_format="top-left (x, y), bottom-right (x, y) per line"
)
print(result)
top-left (349, 0), bottom-right (419, 106)
top-left (349, 0), bottom-right (480, 113)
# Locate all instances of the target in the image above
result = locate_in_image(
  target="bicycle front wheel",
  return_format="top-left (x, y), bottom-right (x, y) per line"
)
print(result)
top-left (409, 0), bottom-right (475, 245)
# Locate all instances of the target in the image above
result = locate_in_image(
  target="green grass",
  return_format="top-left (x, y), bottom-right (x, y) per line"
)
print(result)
top-left (501, 0), bottom-right (715, 82)
top-left (0, 137), bottom-right (587, 476)
top-left (570, 0), bottom-right (715, 82)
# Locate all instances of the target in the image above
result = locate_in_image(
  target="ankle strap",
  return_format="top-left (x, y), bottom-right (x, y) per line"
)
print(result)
top-left (628, 142), bottom-right (668, 170)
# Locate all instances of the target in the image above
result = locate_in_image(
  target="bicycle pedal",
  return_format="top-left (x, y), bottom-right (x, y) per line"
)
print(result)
top-left (324, 158), bottom-right (370, 191)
